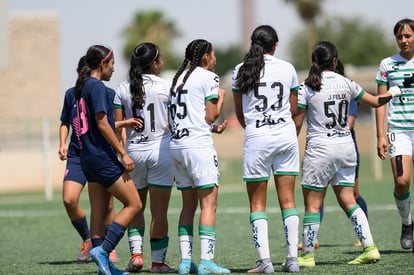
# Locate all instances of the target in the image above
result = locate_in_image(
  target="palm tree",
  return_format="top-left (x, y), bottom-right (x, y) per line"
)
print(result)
top-left (122, 10), bottom-right (180, 70)
top-left (285, 0), bottom-right (323, 57)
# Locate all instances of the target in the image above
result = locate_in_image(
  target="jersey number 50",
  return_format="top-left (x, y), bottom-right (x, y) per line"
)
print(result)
top-left (324, 99), bottom-right (349, 129)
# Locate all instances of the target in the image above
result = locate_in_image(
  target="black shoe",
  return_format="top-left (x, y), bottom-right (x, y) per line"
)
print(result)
top-left (400, 223), bottom-right (413, 250)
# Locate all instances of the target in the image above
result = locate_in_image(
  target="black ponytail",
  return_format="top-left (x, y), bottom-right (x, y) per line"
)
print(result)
top-left (129, 42), bottom-right (159, 107)
top-left (236, 25), bottom-right (278, 94)
top-left (305, 41), bottom-right (338, 91)
top-left (74, 45), bottom-right (112, 99)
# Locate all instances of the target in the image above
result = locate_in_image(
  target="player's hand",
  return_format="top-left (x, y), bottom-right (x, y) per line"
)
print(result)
top-left (122, 154), bottom-right (134, 172)
top-left (58, 146), bottom-right (67, 161)
top-left (388, 86), bottom-right (402, 97)
top-left (377, 136), bottom-right (388, 160)
top-left (211, 120), bottom-right (228, 134)
top-left (125, 118), bottom-right (143, 131)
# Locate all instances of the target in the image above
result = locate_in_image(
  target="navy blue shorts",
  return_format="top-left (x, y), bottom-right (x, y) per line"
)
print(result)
top-left (64, 156), bottom-right (87, 185)
top-left (81, 156), bottom-right (125, 188)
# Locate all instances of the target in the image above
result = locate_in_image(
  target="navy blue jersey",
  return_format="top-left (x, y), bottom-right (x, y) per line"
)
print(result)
top-left (76, 78), bottom-right (117, 164)
top-left (60, 87), bottom-right (82, 157)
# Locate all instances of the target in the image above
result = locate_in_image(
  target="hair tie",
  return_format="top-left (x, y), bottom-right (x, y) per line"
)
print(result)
top-left (251, 40), bottom-right (264, 47)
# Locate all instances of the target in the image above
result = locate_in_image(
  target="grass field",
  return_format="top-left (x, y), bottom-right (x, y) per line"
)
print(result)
top-left (1, 156), bottom-right (414, 274)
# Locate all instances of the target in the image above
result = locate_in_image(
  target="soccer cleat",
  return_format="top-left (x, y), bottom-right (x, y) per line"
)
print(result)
top-left (178, 259), bottom-right (198, 275)
top-left (297, 253), bottom-right (315, 268)
top-left (348, 245), bottom-right (380, 265)
top-left (90, 246), bottom-right (110, 275)
top-left (354, 240), bottom-right (362, 247)
top-left (247, 261), bottom-right (274, 273)
top-left (77, 240), bottom-right (92, 262)
top-left (150, 263), bottom-right (177, 273)
top-left (198, 260), bottom-right (231, 275)
top-left (281, 258), bottom-right (299, 273)
top-left (297, 240), bottom-right (319, 250)
top-left (98, 261), bottom-right (130, 275)
top-left (400, 223), bottom-right (413, 250)
top-left (125, 254), bottom-right (144, 273)
top-left (109, 249), bottom-right (119, 263)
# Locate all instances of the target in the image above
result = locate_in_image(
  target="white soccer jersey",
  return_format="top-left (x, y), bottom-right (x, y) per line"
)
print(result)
top-left (376, 54), bottom-right (414, 131)
top-left (169, 67), bottom-right (219, 149)
top-left (232, 54), bottom-right (299, 138)
top-left (298, 71), bottom-right (364, 146)
top-left (114, 74), bottom-right (171, 149)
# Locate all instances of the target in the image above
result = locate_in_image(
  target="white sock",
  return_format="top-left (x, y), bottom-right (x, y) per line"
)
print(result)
top-left (151, 247), bottom-right (167, 263)
top-left (128, 230), bottom-right (144, 255)
top-left (302, 223), bottom-right (319, 254)
top-left (349, 207), bottom-right (374, 247)
top-left (395, 194), bottom-right (412, 225)
top-left (179, 235), bottom-right (193, 260)
top-left (251, 218), bottom-right (271, 261)
top-left (200, 235), bottom-right (215, 261)
top-left (283, 215), bottom-right (299, 258)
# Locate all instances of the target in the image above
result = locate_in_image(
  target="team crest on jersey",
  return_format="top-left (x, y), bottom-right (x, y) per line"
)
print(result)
top-left (380, 70), bottom-right (387, 78)
top-left (392, 63), bottom-right (400, 70)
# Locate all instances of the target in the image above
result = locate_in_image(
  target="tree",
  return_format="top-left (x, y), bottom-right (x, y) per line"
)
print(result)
top-left (121, 10), bottom-right (244, 78)
top-left (121, 10), bottom-right (181, 70)
top-left (214, 46), bottom-right (243, 77)
top-left (288, 17), bottom-right (396, 70)
top-left (285, 0), bottom-right (323, 57)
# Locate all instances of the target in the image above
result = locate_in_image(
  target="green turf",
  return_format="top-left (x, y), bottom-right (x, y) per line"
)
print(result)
top-left (1, 156), bottom-right (413, 274)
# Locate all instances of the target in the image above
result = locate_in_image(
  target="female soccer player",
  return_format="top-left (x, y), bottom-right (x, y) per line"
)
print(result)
top-left (375, 18), bottom-right (414, 251)
top-left (232, 25), bottom-right (301, 273)
top-left (59, 56), bottom-right (118, 263)
top-left (294, 41), bottom-right (401, 267)
top-left (74, 45), bottom-right (142, 275)
top-left (114, 42), bottom-right (176, 273)
top-left (169, 39), bottom-right (230, 275)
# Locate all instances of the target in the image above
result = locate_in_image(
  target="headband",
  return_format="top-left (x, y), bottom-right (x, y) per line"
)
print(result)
top-left (102, 49), bottom-right (113, 62)
top-left (140, 48), bottom-right (159, 68)
top-left (147, 48), bottom-right (159, 67)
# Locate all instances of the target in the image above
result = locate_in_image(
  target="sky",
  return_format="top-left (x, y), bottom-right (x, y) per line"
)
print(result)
top-left (7, 0), bottom-right (414, 94)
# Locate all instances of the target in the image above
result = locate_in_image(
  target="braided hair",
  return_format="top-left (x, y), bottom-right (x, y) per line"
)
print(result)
top-left (170, 39), bottom-right (213, 93)
top-left (304, 41), bottom-right (338, 91)
top-left (235, 25), bottom-right (278, 94)
top-left (74, 45), bottom-right (112, 100)
top-left (129, 42), bottom-right (160, 107)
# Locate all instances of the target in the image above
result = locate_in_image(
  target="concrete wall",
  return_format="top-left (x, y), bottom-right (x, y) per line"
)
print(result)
top-left (0, 13), bottom-right (64, 193)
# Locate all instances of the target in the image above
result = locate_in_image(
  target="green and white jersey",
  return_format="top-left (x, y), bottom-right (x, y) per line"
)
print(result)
top-left (114, 75), bottom-right (171, 149)
top-left (376, 53), bottom-right (414, 131)
top-left (169, 67), bottom-right (219, 149)
top-left (298, 71), bottom-right (364, 146)
top-left (232, 54), bottom-right (299, 138)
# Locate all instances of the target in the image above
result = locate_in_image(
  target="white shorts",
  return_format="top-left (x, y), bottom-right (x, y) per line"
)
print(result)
top-left (387, 130), bottom-right (414, 159)
top-left (129, 148), bottom-right (174, 190)
top-left (170, 147), bottom-right (219, 190)
top-left (243, 129), bottom-right (300, 182)
top-left (301, 142), bottom-right (356, 190)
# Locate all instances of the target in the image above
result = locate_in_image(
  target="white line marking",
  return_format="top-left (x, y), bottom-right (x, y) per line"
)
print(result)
top-left (0, 205), bottom-right (397, 218)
